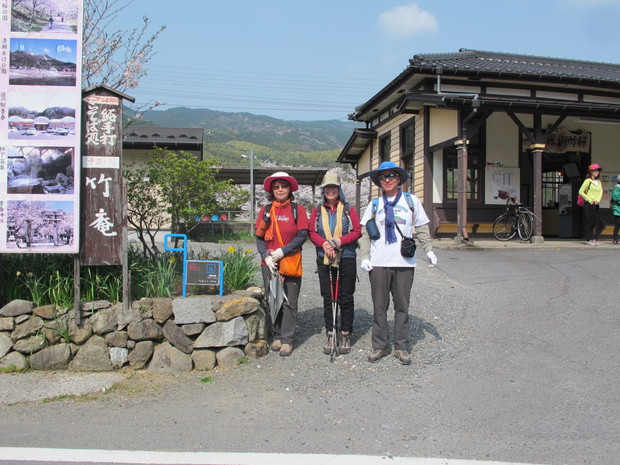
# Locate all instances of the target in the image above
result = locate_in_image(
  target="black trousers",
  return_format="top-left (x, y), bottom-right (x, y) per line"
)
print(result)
top-left (583, 203), bottom-right (605, 241)
top-left (316, 257), bottom-right (356, 333)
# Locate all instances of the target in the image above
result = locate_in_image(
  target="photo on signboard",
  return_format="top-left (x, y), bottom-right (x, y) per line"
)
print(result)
top-left (5, 200), bottom-right (74, 250)
top-left (11, 0), bottom-right (80, 34)
top-left (8, 90), bottom-right (76, 140)
top-left (7, 146), bottom-right (74, 195)
top-left (10, 38), bottom-right (77, 86)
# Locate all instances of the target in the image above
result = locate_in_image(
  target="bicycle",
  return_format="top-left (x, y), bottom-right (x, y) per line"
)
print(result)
top-left (493, 197), bottom-right (538, 241)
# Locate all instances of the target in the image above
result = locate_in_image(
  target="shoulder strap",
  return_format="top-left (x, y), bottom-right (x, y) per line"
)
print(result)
top-left (404, 192), bottom-right (415, 211)
top-left (371, 198), bottom-right (379, 218)
top-left (291, 202), bottom-right (298, 223)
top-left (403, 192), bottom-right (417, 235)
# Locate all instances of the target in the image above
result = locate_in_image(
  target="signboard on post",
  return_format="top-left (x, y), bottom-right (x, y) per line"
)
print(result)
top-left (186, 260), bottom-right (224, 296)
top-left (80, 86), bottom-right (133, 266)
top-left (0, 1), bottom-right (84, 254)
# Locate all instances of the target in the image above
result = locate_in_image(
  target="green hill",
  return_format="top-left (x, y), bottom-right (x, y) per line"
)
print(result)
top-left (128, 107), bottom-right (359, 168)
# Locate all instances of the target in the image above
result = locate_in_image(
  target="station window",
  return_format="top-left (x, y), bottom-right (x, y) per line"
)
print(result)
top-left (444, 149), bottom-right (480, 201)
top-left (379, 133), bottom-right (391, 162)
top-left (542, 171), bottom-right (563, 207)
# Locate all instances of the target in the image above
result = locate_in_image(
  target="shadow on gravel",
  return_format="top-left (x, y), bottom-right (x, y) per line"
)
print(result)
top-left (410, 315), bottom-right (442, 346)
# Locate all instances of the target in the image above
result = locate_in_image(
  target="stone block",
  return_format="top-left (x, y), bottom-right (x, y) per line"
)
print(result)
top-left (193, 317), bottom-right (249, 348)
top-left (244, 340), bottom-right (269, 359)
top-left (0, 332), bottom-right (12, 358)
top-left (127, 341), bottom-right (154, 369)
top-left (0, 351), bottom-right (27, 371)
top-left (0, 299), bottom-right (33, 317)
top-left (12, 334), bottom-right (46, 354)
top-left (181, 323), bottom-right (205, 337)
top-left (109, 347), bottom-right (129, 368)
top-left (69, 318), bottom-right (93, 345)
top-left (215, 297), bottom-right (260, 322)
top-left (91, 306), bottom-right (119, 335)
top-left (148, 343), bottom-right (193, 373)
top-left (0, 317), bottom-right (14, 331)
top-left (172, 296), bottom-right (216, 325)
top-left (216, 347), bottom-right (246, 369)
top-left (127, 319), bottom-right (163, 341)
top-left (81, 300), bottom-right (111, 313)
top-left (32, 304), bottom-right (57, 320)
top-left (191, 349), bottom-right (216, 371)
top-left (30, 343), bottom-right (72, 370)
top-left (162, 320), bottom-right (193, 354)
top-left (105, 331), bottom-right (128, 348)
top-left (152, 298), bottom-right (173, 324)
top-left (69, 336), bottom-right (114, 372)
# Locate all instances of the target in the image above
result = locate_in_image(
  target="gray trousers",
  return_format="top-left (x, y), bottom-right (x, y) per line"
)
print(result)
top-left (368, 266), bottom-right (415, 351)
top-left (261, 265), bottom-right (301, 345)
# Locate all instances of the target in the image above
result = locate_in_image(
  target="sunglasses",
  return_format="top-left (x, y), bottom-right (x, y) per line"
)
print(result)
top-left (378, 173), bottom-right (399, 181)
top-left (272, 182), bottom-right (290, 190)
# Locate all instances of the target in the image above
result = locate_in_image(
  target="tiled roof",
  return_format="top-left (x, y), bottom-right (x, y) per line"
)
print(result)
top-left (410, 49), bottom-right (620, 84)
top-left (122, 126), bottom-right (203, 143)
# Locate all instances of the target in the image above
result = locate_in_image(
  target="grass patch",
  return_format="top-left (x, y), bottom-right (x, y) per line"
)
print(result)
top-left (40, 393), bottom-right (99, 403)
top-left (0, 364), bottom-right (28, 374)
top-left (236, 356), bottom-right (251, 366)
top-left (199, 376), bottom-right (214, 383)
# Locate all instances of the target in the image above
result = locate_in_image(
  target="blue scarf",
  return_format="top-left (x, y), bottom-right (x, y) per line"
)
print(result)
top-left (382, 189), bottom-right (402, 245)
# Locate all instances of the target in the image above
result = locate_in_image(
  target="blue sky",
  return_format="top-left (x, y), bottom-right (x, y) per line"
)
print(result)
top-left (11, 38), bottom-right (77, 62)
top-left (115, 0), bottom-right (620, 121)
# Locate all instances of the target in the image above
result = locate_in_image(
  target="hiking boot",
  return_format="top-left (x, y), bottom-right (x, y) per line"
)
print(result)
top-left (270, 340), bottom-right (282, 352)
top-left (338, 331), bottom-right (351, 354)
top-left (323, 332), bottom-right (334, 355)
top-left (279, 343), bottom-right (293, 357)
top-left (367, 348), bottom-right (388, 363)
top-left (393, 349), bottom-right (411, 365)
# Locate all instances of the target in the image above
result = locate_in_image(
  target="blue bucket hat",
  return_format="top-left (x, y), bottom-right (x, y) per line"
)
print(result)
top-left (369, 161), bottom-right (409, 187)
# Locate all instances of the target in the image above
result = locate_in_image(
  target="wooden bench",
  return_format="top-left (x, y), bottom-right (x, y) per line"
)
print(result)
top-left (435, 223), bottom-right (494, 235)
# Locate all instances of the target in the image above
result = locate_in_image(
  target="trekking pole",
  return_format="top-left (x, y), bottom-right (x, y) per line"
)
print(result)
top-left (329, 248), bottom-right (341, 362)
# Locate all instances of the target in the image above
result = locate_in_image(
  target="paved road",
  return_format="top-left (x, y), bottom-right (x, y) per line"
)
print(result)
top-left (0, 245), bottom-right (618, 465)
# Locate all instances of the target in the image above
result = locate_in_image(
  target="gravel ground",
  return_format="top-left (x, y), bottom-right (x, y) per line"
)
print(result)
top-left (0, 240), bottom-right (464, 404)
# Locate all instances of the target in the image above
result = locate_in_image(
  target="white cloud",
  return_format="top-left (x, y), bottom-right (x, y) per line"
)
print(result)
top-left (378, 3), bottom-right (438, 39)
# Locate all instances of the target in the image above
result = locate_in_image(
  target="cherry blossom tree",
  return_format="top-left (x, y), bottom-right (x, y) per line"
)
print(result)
top-left (82, 0), bottom-right (166, 93)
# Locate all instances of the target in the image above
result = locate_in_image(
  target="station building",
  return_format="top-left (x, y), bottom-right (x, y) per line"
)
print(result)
top-left (337, 49), bottom-right (620, 241)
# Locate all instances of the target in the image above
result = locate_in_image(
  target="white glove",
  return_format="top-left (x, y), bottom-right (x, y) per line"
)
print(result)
top-left (264, 256), bottom-right (277, 274)
top-left (361, 259), bottom-right (373, 272)
top-left (270, 248), bottom-right (284, 261)
top-left (426, 250), bottom-right (437, 267)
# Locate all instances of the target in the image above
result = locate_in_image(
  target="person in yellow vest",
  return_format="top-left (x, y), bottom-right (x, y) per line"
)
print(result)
top-left (255, 172), bottom-right (308, 357)
top-left (309, 171), bottom-right (362, 355)
top-left (579, 163), bottom-right (604, 246)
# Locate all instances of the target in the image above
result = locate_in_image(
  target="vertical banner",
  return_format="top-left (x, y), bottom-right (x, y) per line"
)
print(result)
top-left (80, 89), bottom-right (124, 265)
top-left (0, 0), bottom-right (83, 253)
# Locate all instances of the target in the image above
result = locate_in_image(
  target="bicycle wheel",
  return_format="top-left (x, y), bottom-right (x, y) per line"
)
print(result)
top-left (493, 214), bottom-right (516, 241)
top-left (517, 212), bottom-right (533, 241)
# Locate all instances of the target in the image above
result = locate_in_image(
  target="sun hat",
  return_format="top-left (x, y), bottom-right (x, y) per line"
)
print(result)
top-left (263, 171), bottom-right (299, 193)
top-left (369, 161), bottom-right (409, 187)
top-left (588, 163), bottom-right (603, 172)
top-left (320, 171), bottom-right (340, 187)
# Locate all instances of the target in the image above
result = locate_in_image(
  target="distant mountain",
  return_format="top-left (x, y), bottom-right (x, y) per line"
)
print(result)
top-left (133, 107), bottom-right (358, 152)
top-left (10, 50), bottom-right (75, 70)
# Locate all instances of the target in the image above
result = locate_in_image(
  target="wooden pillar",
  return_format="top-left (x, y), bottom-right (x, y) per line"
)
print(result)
top-left (455, 139), bottom-right (469, 242)
top-left (530, 143), bottom-right (545, 243)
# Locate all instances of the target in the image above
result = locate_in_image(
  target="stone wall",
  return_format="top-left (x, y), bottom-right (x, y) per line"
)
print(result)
top-left (0, 287), bottom-right (269, 373)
